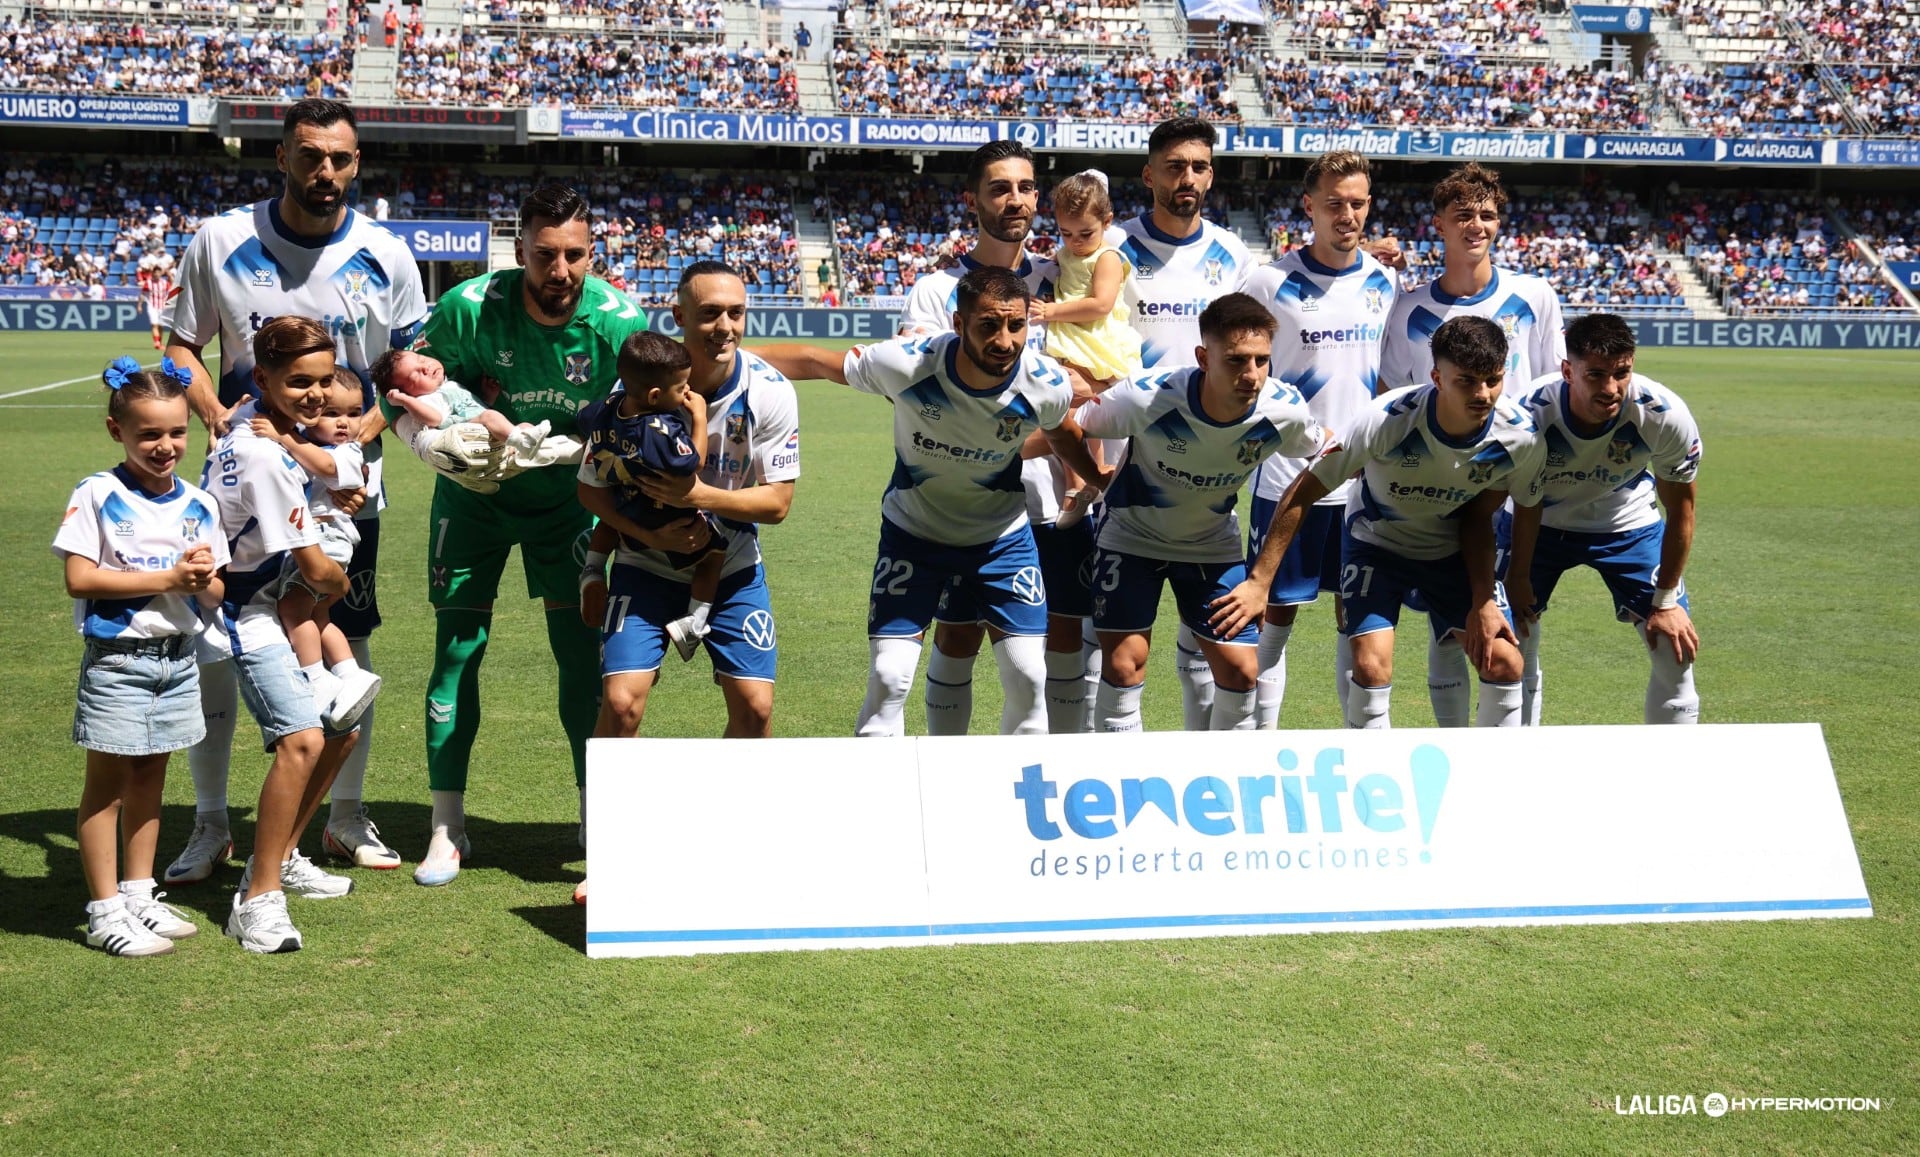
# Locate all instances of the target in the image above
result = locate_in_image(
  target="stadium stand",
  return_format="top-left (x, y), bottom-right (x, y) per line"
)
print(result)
top-left (843, 0), bottom-right (1151, 47)
top-left (1277, 0), bottom-right (1552, 57)
top-left (396, 29), bottom-right (797, 107)
top-left (469, 0), bottom-right (726, 35)
top-left (1670, 188), bottom-right (1904, 314)
top-left (1258, 55), bottom-right (1646, 129)
top-left (0, 17), bottom-right (354, 99)
top-left (832, 46), bottom-right (1240, 120)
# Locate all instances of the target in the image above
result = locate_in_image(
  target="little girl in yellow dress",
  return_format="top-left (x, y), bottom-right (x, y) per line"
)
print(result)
top-left (1035, 170), bottom-right (1144, 382)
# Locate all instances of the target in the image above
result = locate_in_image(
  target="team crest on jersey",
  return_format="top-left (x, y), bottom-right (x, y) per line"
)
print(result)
top-left (1467, 460), bottom-right (1495, 485)
top-left (725, 414), bottom-right (749, 443)
top-left (564, 354), bottom-right (593, 385)
top-left (182, 516), bottom-right (201, 539)
top-left (995, 415), bottom-right (1022, 443)
top-left (1607, 436), bottom-right (1634, 466)
top-left (1236, 438), bottom-right (1264, 467)
top-left (344, 271), bottom-right (370, 301)
top-left (1365, 288), bottom-right (1385, 314)
top-left (1203, 258), bottom-right (1225, 287)
top-left (1499, 314), bottom-right (1521, 341)
top-left (496, 349), bottom-right (514, 368)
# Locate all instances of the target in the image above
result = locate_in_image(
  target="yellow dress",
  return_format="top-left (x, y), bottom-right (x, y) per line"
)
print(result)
top-left (1045, 244), bottom-right (1144, 380)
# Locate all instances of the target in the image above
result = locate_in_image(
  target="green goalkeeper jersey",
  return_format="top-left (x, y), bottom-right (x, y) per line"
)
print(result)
top-left (405, 269), bottom-right (649, 514)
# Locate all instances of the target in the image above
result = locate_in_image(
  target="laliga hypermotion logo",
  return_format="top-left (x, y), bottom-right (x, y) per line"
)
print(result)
top-left (1013, 744), bottom-right (1451, 857)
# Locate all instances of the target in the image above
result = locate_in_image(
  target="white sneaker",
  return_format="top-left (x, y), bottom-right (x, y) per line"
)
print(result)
top-left (279, 849), bottom-right (354, 899)
top-left (306, 667), bottom-right (343, 716)
top-left (123, 890), bottom-right (198, 939)
top-left (322, 807), bottom-right (403, 869)
top-left (87, 906), bottom-right (175, 957)
top-left (324, 669), bottom-right (382, 731)
top-left (665, 614), bottom-right (705, 661)
top-left (163, 817), bottom-right (233, 885)
top-left (226, 890), bottom-right (302, 954)
top-left (413, 829), bottom-right (470, 887)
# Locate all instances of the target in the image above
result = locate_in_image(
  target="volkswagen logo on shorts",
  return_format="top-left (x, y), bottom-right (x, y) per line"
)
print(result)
top-left (743, 609), bottom-right (777, 651)
top-left (1010, 567), bottom-right (1046, 606)
top-left (571, 527), bottom-right (593, 566)
top-left (343, 569), bottom-right (376, 611)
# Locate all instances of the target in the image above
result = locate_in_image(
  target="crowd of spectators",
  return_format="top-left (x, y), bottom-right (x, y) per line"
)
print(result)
top-left (832, 47), bottom-right (1240, 120)
top-left (1653, 60), bottom-right (1848, 136)
top-left (1669, 189), bottom-right (1900, 313)
top-left (1259, 54), bottom-right (1643, 129)
top-left (0, 155), bottom-right (243, 292)
top-left (0, 18), bottom-right (353, 98)
top-left (876, 0), bottom-right (1150, 44)
top-left (829, 175), bottom-right (972, 299)
top-left (1281, 0), bottom-right (1550, 57)
top-left (396, 29), bottom-right (796, 108)
top-left (471, 0), bottom-right (725, 33)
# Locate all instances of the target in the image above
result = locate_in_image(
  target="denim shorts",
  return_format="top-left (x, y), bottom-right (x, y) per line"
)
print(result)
top-left (224, 643), bottom-right (325, 752)
top-left (73, 636), bottom-right (204, 756)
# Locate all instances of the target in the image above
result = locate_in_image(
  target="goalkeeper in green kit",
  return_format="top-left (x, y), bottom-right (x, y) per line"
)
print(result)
top-left (384, 183), bottom-right (649, 887)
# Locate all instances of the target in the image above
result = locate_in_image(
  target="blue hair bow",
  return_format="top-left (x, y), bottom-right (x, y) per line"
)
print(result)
top-left (101, 355), bottom-right (142, 391)
top-left (158, 356), bottom-right (193, 387)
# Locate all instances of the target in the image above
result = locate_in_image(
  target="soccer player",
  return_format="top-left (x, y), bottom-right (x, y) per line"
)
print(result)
top-left (1242, 150), bottom-right (1398, 728)
top-left (1505, 313), bottom-right (1703, 724)
top-left (401, 182), bottom-right (649, 887)
top-left (1218, 316), bottom-right (1546, 729)
top-left (1078, 293), bottom-right (1326, 731)
top-left (163, 98), bottom-right (426, 883)
top-left (761, 267), bottom-right (1107, 736)
top-left (896, 141), bottom-right (1102, 735)
top-left (580, 262), bottom-right (799, 741)
top-left (1376, 161), bottom-right (1566, 727)
top-left (1120, 116), bottom-right (1256, 730)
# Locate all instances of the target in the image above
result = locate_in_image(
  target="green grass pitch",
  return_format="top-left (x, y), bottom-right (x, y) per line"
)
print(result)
top-left (1, 331), bottom-right (1915, 1152)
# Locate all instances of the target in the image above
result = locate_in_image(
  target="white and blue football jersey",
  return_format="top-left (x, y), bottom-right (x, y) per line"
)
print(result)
top-left (52, 467), bottom-right (228, 640)
top-left (842, 333), bottom-right (1074, 546)
top-left (1118, 214), bottom-right (1253, 369)
top-left (1377, 267), bottom-right (1565, 393)
top-left (169, 199), bottom-right (428, 514)
top-left (1519, 371), bottom-right (1703, 535)
top-left (585, 349), bottom-right (802, 582)
top-left (198, 399), bottom-right (323, 656)
top-left (1245, 248), bottom-right (1398, 504)
top-left (1081, 368), bottom-right (1324, 564)
top-left (1311, 385), bottom-right (1547, 561)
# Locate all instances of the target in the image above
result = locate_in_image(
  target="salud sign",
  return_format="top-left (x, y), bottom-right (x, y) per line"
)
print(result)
top-left (585, 725), bottom-right (1869, 957)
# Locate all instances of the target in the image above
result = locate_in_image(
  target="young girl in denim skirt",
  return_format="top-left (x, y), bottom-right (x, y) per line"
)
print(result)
top-left (54, 357), bottom-right (229, 956)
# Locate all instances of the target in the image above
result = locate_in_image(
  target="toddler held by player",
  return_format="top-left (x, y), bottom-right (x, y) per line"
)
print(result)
top-left (1034, 169), bottom-right (1144, 383)
top-left (55, 357), bottom-right (228, 956)
top-left (248, 368), bottom-right (381, 730)
top-left (578, 332), bottom-right (726, 660)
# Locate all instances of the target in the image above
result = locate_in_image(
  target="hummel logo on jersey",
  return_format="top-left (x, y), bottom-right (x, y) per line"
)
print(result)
top-left (1467, 461), bottom-right (1495, 485)
top-left (564, 354), bottom-right (593, 385)
top-left (113, 519), bottom-right (133, 536)
top-left (995, 415), bottom-right (1022, 443)
top-left (252, 269), bottom-right (274, 288)
top-left (1400, 450), bottom-right (1422, 468)
top-left (1547, 449), bottom-right (1567, 468)
top-left (1165, 436), bottom-right (1188, 454)
top-left (920, 402), bottom-right (942, 422)
top-left (496, 350), bottom-right (514, 367)
top-left (1300, 295), bottom-right (1320, 312)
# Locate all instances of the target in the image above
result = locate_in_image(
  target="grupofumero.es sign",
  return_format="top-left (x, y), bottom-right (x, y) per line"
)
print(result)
top-left (584, 725), bottom-right (1869, 957)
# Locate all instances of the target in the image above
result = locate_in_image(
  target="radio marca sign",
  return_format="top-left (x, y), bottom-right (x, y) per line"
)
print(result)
top-left (585, 725), bottom-right (1870, 956)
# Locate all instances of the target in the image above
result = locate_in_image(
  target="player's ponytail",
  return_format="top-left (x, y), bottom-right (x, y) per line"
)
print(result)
top-left (101, 355), bottom-right (191, 421)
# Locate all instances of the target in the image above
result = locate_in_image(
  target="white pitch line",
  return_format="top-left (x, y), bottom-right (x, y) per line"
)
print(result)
top-left (0, 364), bottom-right (152, 401)
top-left (0, 403), bottom-right (99, 409)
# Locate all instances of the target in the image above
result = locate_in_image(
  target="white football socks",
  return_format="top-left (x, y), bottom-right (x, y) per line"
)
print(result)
top-left (1095, 679), bottom-right (1145, 732)
top-left (1043, 647), bottom-right (1087, 735)
top-left (1211, 686), bottom-right (1256, 731)
top-left (1475, 680), bottom-right (1524, 727)
top-left (992, 635), bottom-right (1048, 736)
top-left (1345, 678), bottom-right (1392, 729)
top-left (1427, 635), bottom-right (1472, 727)
top-left (857, 636), bottom-right (921, 737)
top-left (1253, 621), bottom-right (1292, 729)
top-left (1174, 624), bottom-right (1215, 730)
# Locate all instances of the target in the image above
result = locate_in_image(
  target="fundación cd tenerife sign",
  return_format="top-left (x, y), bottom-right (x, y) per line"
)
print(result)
top-left (585, 725), bottom-right (1870, 957)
